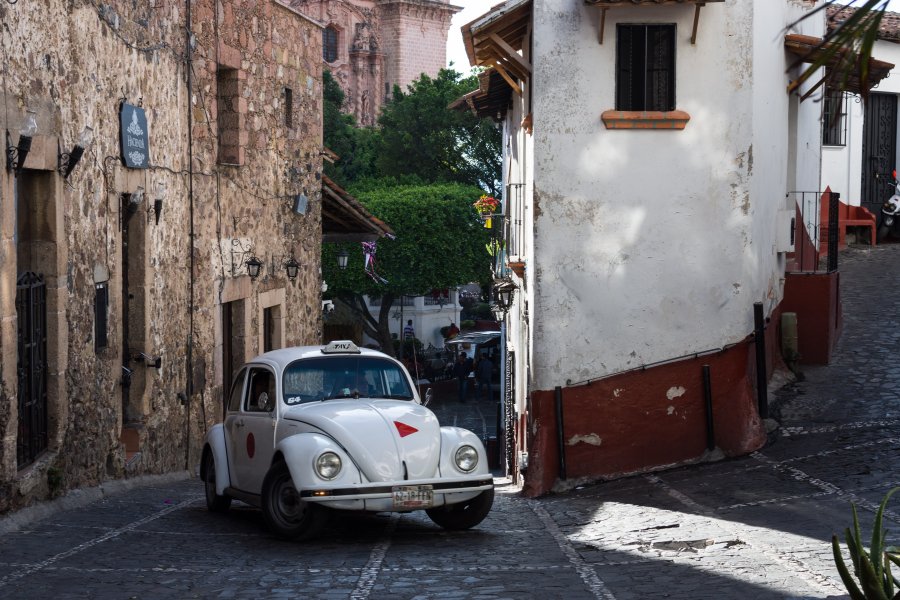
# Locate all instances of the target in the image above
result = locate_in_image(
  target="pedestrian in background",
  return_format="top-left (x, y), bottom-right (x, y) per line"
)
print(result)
top-left (476, 352), bottom-right (493, 401)
top-left (403, 319), bottom-right (415, 340)
top-left (454, 353), bottom-right (469, 403)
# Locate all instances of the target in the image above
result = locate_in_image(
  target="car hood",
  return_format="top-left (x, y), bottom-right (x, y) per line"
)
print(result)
top-left (282, 400), bottom-right (441, 482)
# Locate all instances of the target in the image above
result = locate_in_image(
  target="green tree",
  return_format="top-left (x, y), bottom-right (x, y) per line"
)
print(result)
top-left (322, 70), bottom-right (380, 186)
top-left (323, 182), bottom-right (492, 355)
top-left (377, 69), bottom-right (501, 195)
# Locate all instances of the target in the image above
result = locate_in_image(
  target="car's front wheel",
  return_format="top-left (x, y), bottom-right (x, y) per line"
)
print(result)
top-left (261, 461), bottom-right (326, 540)
top-left (426, 488), bottom-right (494, 530)
top-left (203, 450), bottom-right (232, 513)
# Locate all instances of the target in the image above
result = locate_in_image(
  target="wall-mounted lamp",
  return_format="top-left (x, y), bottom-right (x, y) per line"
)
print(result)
top-left (58, 125), bottom-right (94, 179)
top-left (6, 110), bottom-right (37, 173)
top-left (246, 256), bottom-right (263, 279)
top-left (284, 256), bottom-right (301, 280)
top-left (133, 352), bottom-right (162, 369)
top-left (231, 238), bottom-right (258, 277)
top-left (292, 193), bottom-right (308, 215)
top-left (492, 277), bottom-right (517, 314)
top-left (337, 248), bottom-right (349, 270)
top-left (270, 253), bottom-right (301, 280)
top-left (149, 181), bottom-right (166, 225)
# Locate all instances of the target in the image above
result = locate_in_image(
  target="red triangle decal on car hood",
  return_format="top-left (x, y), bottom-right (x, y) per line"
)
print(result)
top-left (394, 421), bottom-right (418, 437)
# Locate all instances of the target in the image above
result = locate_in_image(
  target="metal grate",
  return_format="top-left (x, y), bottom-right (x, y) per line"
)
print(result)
top-left (16, 271), bottom-right (48, 469)
top-left (787, 190), bottom-right (840, 274)
top-left (822, 89), bottom-right (848, 147)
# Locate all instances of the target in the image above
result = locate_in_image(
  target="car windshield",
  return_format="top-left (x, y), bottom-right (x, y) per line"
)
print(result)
top-left (281, 356), bottom-right (415, 405)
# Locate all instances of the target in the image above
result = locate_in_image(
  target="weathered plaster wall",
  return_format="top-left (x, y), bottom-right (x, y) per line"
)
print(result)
top-left (0, 0), bottom-right (324, 514)
top-left (528, 0), bottom-right (820, 391)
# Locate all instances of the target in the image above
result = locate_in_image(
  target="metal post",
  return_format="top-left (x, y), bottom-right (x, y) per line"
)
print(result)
top-left (702, 365), bottom-right (715, 451)
top-left (827, 191), bottom-right (840, 273)
top-left (753, 302), bottom-right (768, 419)
top-left (555, 386), bottom-right (567, 480)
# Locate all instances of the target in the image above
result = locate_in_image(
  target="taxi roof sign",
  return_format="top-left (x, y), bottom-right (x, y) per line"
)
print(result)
top-left (321, 340), bottom-right (361, 354)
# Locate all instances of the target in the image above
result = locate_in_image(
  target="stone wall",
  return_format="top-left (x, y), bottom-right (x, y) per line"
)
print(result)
top-left (0, 0), bottom-right (324, 514)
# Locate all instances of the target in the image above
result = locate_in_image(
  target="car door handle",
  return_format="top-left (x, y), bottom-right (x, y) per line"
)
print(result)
top-left (235, 419), bottom-right (245, 428)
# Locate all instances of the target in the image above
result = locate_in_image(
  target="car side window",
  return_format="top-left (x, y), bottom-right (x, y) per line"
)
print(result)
top-left (246, 368), bottom-right (276, 413)
top-left (227, 368), bottom-right (246, 413)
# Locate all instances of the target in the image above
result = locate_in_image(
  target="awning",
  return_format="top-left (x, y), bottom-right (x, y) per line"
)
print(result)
top-left (448, 68), bottom-right (514, 120)
top-left (321, 175), bottom-right (394, 242)
top-left (785, 33), bottom-right (895, 97)
top-left (462, 0), bottom-right (532, 87)
top-left (583, 0), bottom-right (725, 45)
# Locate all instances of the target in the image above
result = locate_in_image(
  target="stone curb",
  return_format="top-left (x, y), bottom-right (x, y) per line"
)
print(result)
top-left (0, 471), bottom-right (192, 535)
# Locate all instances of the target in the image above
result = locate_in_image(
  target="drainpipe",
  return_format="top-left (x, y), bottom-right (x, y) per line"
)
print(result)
top-left (702, 364), bottom-right (714, 451)
top-left (754, 302), bottom-right (768, 420)
top-left (185, 0), bottom-right (195, 470)
top-left (555, 386), bottom-right (566, 481)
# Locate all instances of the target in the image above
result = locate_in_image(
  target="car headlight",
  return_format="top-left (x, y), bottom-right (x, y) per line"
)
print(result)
top-left (315, 452), bottom-right (342, 480)
top-left (454, 445), bottom-right (478, 473)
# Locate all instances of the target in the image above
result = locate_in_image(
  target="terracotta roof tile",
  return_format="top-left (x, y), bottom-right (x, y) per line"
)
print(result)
top-left (827, 3), bottom-right (900, 43)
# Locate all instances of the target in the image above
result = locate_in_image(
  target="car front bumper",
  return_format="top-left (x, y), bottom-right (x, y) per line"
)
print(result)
top-left (299, 476), bottom-right (494, 512)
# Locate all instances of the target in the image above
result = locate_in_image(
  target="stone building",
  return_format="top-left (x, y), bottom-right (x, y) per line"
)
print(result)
top-left (0, 0), bottom-right (329, 513)
top-left (289, 0), bottom-right (460, 126)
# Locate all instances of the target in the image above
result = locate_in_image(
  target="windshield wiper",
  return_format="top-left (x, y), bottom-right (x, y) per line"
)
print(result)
top-left (372, 394), bottom-right (414, 400)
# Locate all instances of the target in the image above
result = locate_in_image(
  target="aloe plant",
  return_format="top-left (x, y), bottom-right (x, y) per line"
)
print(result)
top-left (832, 487), bottom-right (900, 599)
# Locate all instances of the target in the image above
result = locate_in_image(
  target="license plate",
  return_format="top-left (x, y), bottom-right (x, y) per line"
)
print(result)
top-left (392, 485), bottom-right (433, 509)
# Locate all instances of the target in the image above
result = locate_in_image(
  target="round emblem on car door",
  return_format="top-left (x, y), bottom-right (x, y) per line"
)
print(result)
top-left (246, 432), bottom-right (256, 458)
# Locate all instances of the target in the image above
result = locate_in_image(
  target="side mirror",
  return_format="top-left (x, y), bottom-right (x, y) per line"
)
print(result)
top-left (423, 388), bottom-right (433, 407)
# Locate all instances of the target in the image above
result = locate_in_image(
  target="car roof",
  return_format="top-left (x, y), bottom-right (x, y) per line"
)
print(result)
top-left (246, 345), bottom-right (394, 371)
top-left (444, 331), bottom-right (501, 347)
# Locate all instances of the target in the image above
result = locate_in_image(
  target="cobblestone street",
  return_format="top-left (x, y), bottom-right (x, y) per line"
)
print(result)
top-left (2, 245), bottom-right (900, 599)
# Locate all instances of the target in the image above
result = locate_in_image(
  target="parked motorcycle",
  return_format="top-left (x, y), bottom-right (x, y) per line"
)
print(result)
top-left (878, 169), bottom-right (900, 241)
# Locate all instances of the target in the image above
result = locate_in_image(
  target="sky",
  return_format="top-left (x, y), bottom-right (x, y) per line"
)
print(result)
top-left (446, 0), bottom-right (497, 74)
top-left (445, 0), bottom-right (900, 73)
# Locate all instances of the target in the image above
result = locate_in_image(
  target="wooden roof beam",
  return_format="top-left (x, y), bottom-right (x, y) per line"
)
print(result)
top-left (489, 61), bottom-right (523, 96)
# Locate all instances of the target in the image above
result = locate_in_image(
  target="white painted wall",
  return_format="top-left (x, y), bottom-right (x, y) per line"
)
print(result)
top-left (524, 0), bottom-right (823, 391)
top-left (361, 292), bottom-right (462, 350)
top-left (820, 39), bottom-right (900, 206)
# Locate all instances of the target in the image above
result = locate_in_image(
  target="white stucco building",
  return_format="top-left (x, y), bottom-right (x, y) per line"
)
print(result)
top-left (458, 0), bottom-right (864, 496)
top-left (820, 5), bottom-right (900, 217)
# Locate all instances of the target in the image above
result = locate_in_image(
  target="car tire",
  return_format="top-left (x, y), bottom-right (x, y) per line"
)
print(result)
top-left (203, 450), bottom-right (232, 513)
top-left (261, 460), bottom-right (326, 541)
top-left (426, 488), bottom-right (494, 531)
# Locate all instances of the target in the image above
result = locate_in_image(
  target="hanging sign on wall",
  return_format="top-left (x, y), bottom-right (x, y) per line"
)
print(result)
top-left (119, 102), bottom-right (149, 169)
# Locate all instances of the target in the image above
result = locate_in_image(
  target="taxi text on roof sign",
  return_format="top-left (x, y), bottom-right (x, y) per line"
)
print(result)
top-left (321, 340), bottom-right (361, 354)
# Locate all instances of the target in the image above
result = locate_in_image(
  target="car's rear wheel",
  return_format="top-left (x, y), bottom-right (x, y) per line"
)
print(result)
top-left (261, 461), bottom-right (326, 540)
top-left (203, 450), bottom-right (232, 513)
top-left (426, 488), bottom-right (494, 530)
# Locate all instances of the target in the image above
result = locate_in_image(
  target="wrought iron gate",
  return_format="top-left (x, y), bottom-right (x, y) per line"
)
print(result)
top-left (503, 350), bottom-right (515, 477)
top-left (861, 93), bottom-right (897, 215)
top-left (16, 271), bottom-right (48, 469)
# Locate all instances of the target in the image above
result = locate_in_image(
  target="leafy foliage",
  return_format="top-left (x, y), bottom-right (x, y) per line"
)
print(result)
top-left (322, 70), bottom-right (380, 186)
top-left (376, 69), bottom-right (501, 195)
top-left (794, 1), bottom-right (890, 101)
top-left (323, 182), bottom-right (492, 354)
top-left (832, 487), bottom-right (900, 599)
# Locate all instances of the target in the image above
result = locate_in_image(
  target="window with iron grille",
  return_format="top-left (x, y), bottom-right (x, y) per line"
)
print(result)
top-left (823, 89), bottom-right (848, 146)
top-left (95, 282), bottom-right (108, 351)
top-left (323, 27), bottom-right (338, 63)
top-left (616, 24), bottom-right (676, 112)
top-left (284, 87), bottom-right (293, 129)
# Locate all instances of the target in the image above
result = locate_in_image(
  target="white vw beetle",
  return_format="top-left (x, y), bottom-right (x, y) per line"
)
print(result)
top-left (200, 340), bottom-right (494, 540)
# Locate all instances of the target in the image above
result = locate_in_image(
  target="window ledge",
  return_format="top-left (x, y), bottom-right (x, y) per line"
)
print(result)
top-left (601, 110), bottom-right (691, 130)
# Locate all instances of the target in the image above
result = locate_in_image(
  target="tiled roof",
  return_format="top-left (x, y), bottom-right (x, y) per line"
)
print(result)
top-left (827, 3), bottom-right (900, 43)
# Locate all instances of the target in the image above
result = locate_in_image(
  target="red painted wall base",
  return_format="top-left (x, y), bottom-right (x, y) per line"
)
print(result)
top-left (781, 271), bottom-right (842, 365)
top-left (523, 335), bottom-right (771, 497)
